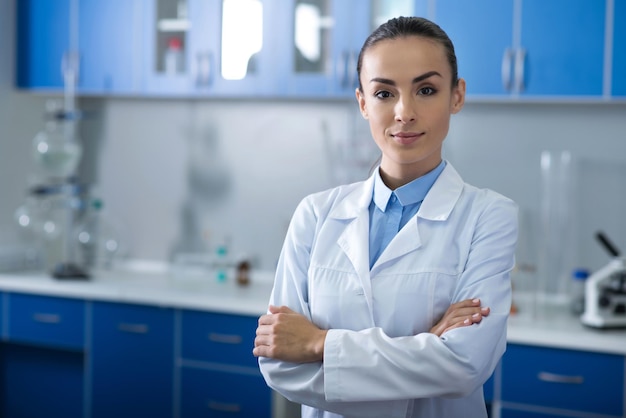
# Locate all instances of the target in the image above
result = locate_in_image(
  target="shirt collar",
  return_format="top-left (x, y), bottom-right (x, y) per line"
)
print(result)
top-left (373, 160), bottom-right (447, 211)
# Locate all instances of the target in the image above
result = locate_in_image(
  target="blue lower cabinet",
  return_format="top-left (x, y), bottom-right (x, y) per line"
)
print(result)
top-left (501, 344), bottom-right (624, 417)
top-left (180, 367), bottom-right (271, 418)
top-left (7, 292), bottom-right (85, 350)
top-left (90, 301), bottom-right (175, 418)
top-left (0, 343), bottom-right (84, 418)
top-left (181, 310), bottom-right (259, 368)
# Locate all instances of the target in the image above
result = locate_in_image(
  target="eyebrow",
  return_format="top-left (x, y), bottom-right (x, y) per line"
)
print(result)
top-left (369, 71), bottom-right (442, 86)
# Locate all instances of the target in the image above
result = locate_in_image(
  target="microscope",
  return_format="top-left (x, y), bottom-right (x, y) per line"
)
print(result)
top-left (581, 232), bottom-right (626, 328)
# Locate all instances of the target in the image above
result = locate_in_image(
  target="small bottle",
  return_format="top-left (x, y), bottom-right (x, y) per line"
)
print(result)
top-left (164, 37), bottom-right (184, 75)
top-left (570, 268), bottom-right (590, 315)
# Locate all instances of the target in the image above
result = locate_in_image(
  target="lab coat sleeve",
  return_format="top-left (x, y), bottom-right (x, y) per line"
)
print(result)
top-left (323, 195), bottom-right (518, 402)
top-left (258, 196), bottom-right (410, 417)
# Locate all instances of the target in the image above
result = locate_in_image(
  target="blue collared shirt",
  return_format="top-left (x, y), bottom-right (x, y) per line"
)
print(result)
top-left (368, 161), bottom-right (446, 268)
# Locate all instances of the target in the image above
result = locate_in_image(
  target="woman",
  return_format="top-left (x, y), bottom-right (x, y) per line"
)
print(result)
top-left (254, 16), bottom-right (518, 418)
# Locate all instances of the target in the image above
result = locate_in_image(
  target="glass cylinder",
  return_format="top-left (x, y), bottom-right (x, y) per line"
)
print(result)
top-left (537, 150), bottom-right (576, 297)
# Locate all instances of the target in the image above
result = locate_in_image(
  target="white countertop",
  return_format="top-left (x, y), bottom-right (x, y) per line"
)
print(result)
top-left (0, 263), bottom-right (624, 355)
top-left (508, 293), bottom-right (626, 356)
top-left (0, 260), bottom-right (274, 317)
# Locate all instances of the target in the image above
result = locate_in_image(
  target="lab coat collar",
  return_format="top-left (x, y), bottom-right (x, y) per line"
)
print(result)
top-left (418, 162), bottom-right (464, 221)
top-left (328, 162), bottom-right (464, 222)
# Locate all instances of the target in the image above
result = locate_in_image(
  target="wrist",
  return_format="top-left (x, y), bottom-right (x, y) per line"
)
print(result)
top-left (313, 329), bottom-right (328, 361)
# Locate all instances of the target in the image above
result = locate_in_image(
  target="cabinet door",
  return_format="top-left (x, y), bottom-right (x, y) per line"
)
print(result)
top-left (501, 344), bottom-right (624, 417)
top-left (140, 0), bottom-right (204, 94)
top-left (434, 0), bottom-right (514, 97)
top-left (612, 0), bottom-right (626, 97)
top-left (520, 0), bottom-right (605, 96)
top-left (276, 0), bottom-right (370, 98)
top-left (78, 0), bottom-right (142, 94)
top-left (0, 343), bottom-right (84, 418)
top-left (91, 301), bottom-right (175, 418)
top-left (180, 367), bottom-right (271, 418)
top-left (16, 0), bottom-right (70, 90)
top-left (7, 293), bottom-right (85, 350)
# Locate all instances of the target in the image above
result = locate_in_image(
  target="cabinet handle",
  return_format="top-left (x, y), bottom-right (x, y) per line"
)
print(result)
top-left (514, 47), bottom-right (526, 93)
top-left (208, 332), bottom-right (242, 344)
top-left (336, 51), bottom-right (348, 88)
top-left (117, 323), bottom-right (149, 334)
top-left (33, 313), bottom-right (61, 324)
top-left (537, 371), bottom-right (584, 384)
top-left (347, 50), bottom-right (357, 89)
top-left (196, 51), bottom-right (212, 87)
top-left (207, 400), bottom-right (241, 413)
top-left (501, 48), bottom-right (514, 91)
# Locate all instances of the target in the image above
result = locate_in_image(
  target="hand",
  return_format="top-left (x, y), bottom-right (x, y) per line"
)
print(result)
top-left (429, 298), bottom-right (490, 336)
top-left (253, 305), bottom-right (328, 363)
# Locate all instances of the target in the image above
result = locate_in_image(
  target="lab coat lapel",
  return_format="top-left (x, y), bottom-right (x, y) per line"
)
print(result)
top-left (371, 163), bottom-right (464, 272)
top-left (332, 177), bottom-right (376, 323)
top-left (372, 218), bottom-right (422, 271)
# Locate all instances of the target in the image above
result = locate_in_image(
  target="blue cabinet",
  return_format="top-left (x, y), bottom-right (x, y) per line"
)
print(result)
top-left (7, 292), bottom-right (85, 350)
top-left (78, 0), bottom-right (141, 94)
top-left (179, 309), bottom-right (271, 418)
top-left (16, 0), bottom-right (142, 94)
top-left (16, 0), bottom-right (71, 90)
top-left (435, 0), bottom-right (606, 98)
top-left (140, 0), bottom-right (282, 97)
top-left (613, 0), bottom-right (626, 97)
top-left (0, 293), bottom-right (85, 418)
top-left (90, 301), bottom-right (175, 418)
top-left (276, 0), bottom-right (429, 98)
top-left (500, 344), bottom-right (625, 417)
top-left (434, 1), bottom-right (514, 96)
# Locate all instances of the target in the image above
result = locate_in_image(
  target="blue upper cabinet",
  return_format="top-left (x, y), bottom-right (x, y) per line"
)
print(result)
top-left (276, 0), bottom-right (427, 98)
top-left (16, 0), bottom-right (70, 90)
top-left (274, 0), bottom-right (370, 98)
top-left (16, 0), bottom-right (141, 95)
top-left (613, 0), bottom-right (626, 97)
top-left (434, 1), bottom-right (514, 96)
top-left (520, 0), bottom-right (605, 97)
top-left (140, 0), bottom-right (280, 97)
top-left (435, 0), bottom-right (606, 99)
top-left (78, 1), bottom-right (142, 94)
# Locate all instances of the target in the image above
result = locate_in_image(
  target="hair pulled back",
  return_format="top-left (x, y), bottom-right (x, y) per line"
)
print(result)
top-left (356, 16), bottom-right (459, 91)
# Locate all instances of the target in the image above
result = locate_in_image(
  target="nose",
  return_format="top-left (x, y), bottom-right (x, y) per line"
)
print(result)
top-left (395, 95), bottom-right (417, 123)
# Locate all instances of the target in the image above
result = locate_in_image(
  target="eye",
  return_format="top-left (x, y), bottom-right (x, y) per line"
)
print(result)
top-left (374, 90), bottom-right (393, 99)
top-left (418, 86), bottom-right (437, 96)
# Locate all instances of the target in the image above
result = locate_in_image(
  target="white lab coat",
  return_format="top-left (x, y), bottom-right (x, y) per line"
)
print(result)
top-left (259, 163), bottom-right (518, 418)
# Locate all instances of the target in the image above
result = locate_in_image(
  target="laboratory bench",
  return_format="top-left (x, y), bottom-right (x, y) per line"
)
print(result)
top-left (0, 263), bottom-right (624, 418)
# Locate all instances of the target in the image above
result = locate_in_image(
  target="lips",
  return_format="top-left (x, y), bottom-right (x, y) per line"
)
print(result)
top-left (391, 131), bottom-right (423, 145)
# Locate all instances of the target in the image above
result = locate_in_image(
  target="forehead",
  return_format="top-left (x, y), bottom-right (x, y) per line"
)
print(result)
top-left (361, 36), bottom-right (451, 81)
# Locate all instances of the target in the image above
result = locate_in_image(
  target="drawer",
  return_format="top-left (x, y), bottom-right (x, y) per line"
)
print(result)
top-left (7, 292), bottom-right (85, 350)
top-left (501, 344), bottom-right (624, 416)
top-left (181, 310), bottom-right (258, 368)
top-left (180, 367), bottom-right (271, 418)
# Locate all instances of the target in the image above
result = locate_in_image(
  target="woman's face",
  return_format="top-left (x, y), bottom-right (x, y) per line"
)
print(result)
top-left (356, 35), bottom-right (465, 185)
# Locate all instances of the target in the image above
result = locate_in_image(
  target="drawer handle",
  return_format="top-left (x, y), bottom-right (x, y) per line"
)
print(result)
top-left (117, 323), bottom-right (149, 334)
top-left (208, 400), bottom-right (241, 413)
top-left (33, 313), bottom-right (61, 324)
top-left (538, 371), bottom-right (584, 384)
top-left (208, 333), bottom-right (242, 345)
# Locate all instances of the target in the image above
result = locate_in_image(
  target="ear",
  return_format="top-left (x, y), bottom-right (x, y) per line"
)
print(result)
top-left (450, 78), bottom-right (466, 114)
top-left (355, 88), bottom-right (369, 119)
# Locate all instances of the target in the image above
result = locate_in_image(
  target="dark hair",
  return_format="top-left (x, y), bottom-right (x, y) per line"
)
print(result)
top-left (356, 16), bottom-right (459, 91)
